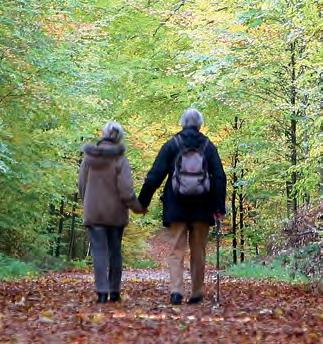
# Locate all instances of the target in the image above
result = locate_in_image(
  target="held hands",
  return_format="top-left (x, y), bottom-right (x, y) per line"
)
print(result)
top-left (133, 207), bottom-right (148, 215)
top-left (139, 208), bottom-right (148, 215)
top-left (132, 199), bottom-right (148, 215)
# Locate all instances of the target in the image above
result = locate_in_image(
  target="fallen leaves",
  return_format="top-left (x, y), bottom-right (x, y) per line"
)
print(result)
top-left (0, 271), bottom-right (322, 343)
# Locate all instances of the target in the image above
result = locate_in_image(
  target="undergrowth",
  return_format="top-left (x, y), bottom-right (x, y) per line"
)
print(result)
top-left (124, 257), bottom-right (157, 269)
top-left (225, 243), bottom-right (321, 283)
top-left (227, 259), bottom-right (308, 283)
top-left (0, 254), bottom-right (38, 280)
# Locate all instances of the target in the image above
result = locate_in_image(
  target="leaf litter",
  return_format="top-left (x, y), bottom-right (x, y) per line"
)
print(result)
top-left (0, 231), bottom-right (321, 343)
top-left (0, 269), bottom-right (322, 343)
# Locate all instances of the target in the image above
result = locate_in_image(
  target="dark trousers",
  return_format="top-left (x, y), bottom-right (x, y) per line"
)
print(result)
top-left (89, 226), bottom-right (124, 293)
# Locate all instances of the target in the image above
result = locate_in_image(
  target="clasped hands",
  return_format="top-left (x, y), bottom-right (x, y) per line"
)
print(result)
top-left (134, 207), bottom-right (148, 215)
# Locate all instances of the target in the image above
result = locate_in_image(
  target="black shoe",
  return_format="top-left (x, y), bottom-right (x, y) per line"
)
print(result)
top-left (170, 292), bottom-right (183, 305)
top-left (187, 295), bottom-right (203, 304)
top-left (109, 292), bottom-right (121, 302)
top-left (97, 292), bottom-right (108, 304)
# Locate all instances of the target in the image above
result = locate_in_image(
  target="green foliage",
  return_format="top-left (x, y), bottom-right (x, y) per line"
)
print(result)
top-left (124, 258), bottom-right (158, 269)
top-left (31, 255), bottom-right (74, 272)
top-left (280, 243), bottom-right (321, 281)
top-left (0, 254), bottom-right (91, 280)
top-left (227, 242), bottom-right (320, 283)
top-left (207, 246), bottom-right (233, 269)
top-left (69, 259), bottom-right (90, 270)
top-left (0, 254), bottom-right (38, 281)
top-left (0, 0), bottom-right (320, 266)
top-left (227, 259), bottom-right (308, 283)
top-left (122, 216), bottom-right (155, 268)
top-left (175, 0), bottom-right (321, 251)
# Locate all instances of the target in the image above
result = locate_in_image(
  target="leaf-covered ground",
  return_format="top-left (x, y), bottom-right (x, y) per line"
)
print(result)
top-left (0, 269), bottom-right (322, 343)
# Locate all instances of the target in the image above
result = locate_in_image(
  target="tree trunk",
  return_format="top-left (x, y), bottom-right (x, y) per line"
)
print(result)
top-left (302, 106), bottom-right (310, 206)
top-left (286, 42), bottom-right (298, 216)
top-left (55, 198), bottom-right (64, 257)
top-left (231, 116), bottom-right (239, 264)
top-left (68, 192), bottom-right (78, 259)
top-left (320, 72), bottom-right (323, 198)
top-left (239, 170), bottom-right (244, 262)
top-left (48, 204), bottom-right (56, 256)
top-left (68, 136), bottom-right (84, 259)
top-left (231, 179), bottom-right (238, 264)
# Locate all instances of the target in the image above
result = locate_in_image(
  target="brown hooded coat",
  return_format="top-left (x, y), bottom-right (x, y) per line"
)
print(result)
top-left (78, 141), bottom-right (142, 227)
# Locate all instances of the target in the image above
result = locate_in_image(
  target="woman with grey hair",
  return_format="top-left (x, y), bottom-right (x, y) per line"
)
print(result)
top-left (139, 108), bottom-right (226, 305)
top-left (79, 121), bottom-right (145, 303)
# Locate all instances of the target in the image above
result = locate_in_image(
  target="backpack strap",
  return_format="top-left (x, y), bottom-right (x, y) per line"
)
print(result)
top-left (200, 138), bottom-right (209, 152)
top-left (174, 135), bottom-right (209, 153)
top-left (174, 134), bottom-right (184, 150)
top-left (200, 139), bottom-right (210, 181)
top-left (172, 136), bottom-right (183, 191)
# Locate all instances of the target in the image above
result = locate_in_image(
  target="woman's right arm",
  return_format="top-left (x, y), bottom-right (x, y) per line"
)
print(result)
top-left (78, 159), bottom-right (89, 201)
top-left (117, 157), bottom-right (143, 213)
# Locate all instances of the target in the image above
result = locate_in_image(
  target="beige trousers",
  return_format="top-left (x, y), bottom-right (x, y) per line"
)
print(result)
top-left (167, 222), bottom-right (209, 297)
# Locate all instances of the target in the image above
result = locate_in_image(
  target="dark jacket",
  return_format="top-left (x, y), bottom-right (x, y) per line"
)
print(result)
top-left (79, 140), bottom-right (142, 227)
top-left (138, 127), bottom-right (226, 227)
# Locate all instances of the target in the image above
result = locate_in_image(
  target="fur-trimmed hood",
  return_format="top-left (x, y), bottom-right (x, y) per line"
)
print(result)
top-left (78, 139), bottom-right (142, 227)
top-left (82, 141), bottom-right (125, 168)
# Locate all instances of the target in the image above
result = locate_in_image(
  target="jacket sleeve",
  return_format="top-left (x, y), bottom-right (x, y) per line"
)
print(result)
top-left (207, 142), bottom-right (227, 214)
top-left (78, 159), bottom-right (89, 201)
top-left (138, 140), bottom-right (174, 208)
top-left (117, 157), bottom-right (143, 213)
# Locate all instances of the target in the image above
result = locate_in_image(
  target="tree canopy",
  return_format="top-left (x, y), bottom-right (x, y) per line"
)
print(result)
top-left (0, 0), bottom-right (321, 261)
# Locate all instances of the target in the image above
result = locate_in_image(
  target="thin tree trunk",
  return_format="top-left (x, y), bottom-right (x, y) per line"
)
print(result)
top-left (231, 116), bottom-right (239, 264)
top-left (286, 42), bottom-right (298, 216)
top-left (231, 180), bottom-right (238, 264)
top-left (69, 136), bottom-right (84, 259)
top-left (239, 170), bottom-right (244, 262)
top-left (48, 204), bottom-right (56, 256)
top-left (68, 192), bottom-right (78, 259)
top-left (290, 119), bottom-right (297, 213)
top-left (55, 198), bottom-right (64, 257)
top-left (302, 112), bottom-right (310, 206)
top-left (320, 72), bottom-right (323, 198)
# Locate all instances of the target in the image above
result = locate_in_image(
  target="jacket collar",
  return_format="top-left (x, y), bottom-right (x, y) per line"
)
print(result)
top-left (82, 141), bottom-right (125, 158)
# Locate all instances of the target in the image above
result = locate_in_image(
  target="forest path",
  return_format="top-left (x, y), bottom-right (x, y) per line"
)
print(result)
top-left (0, 268), bottom-right (321, 343)
top-left (0, 232), bottom-right (322, 343)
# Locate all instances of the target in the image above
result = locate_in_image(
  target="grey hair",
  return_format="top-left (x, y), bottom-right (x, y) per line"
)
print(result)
top-left (102, 121), bottom-right (124, 143)
top-left (180, 108), bottom-right (204, 129)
